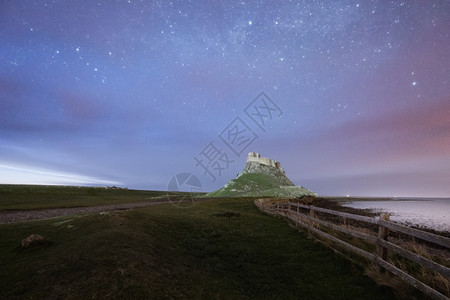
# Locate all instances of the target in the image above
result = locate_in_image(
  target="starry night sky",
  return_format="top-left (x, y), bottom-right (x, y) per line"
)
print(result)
top-left (1, 1), bottom-right (449, 197)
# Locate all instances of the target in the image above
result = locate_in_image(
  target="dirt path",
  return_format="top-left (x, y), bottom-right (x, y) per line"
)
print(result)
top-left (0, 200), bottom-right (172, 224)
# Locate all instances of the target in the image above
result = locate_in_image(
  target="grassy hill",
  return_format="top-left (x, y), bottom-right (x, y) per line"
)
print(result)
top-left (207, 172), bottom-right (281, 197)
top-left (0, 190), bottom-right (396, 299)
top-left (207, 161), bottom-right (316, 197)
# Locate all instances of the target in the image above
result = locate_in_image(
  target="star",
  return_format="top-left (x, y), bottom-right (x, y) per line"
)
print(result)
top-left (412, 81), bottom-right (417, 86)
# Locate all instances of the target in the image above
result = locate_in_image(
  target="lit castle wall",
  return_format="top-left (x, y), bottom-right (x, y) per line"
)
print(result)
top-left (247, 152), bottom-right (282, 170)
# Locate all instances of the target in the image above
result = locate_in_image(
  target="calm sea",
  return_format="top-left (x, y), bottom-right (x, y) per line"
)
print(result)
top-left (341, 198), bottom-right (450, 232)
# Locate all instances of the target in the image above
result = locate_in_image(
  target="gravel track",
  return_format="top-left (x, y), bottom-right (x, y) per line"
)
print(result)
top-left (0, 200), bottom-right (172, 223)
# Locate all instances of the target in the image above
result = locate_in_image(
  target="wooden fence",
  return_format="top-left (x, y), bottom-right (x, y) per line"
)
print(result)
top-left (269, 201), bottom-right (450, 300)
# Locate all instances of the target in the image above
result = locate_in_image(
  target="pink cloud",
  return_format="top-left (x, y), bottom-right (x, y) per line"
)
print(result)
top-left (315, 98), bottom-right (450, 165)
top-left (57, 91), bottom-right (104, 121)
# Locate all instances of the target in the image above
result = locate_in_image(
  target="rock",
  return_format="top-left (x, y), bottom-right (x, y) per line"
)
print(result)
top-left (22, 234), bottom-right (45, 248)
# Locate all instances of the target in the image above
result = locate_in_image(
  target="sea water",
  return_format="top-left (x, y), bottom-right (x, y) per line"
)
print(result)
top-left (341, 198), bottom-right (450, 232)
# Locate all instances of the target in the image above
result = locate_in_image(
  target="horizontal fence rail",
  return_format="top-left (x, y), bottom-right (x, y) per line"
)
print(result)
top-left (267, 201), bottom-right (450, 300)
top-left (286, 202), bottom-right (450, 248)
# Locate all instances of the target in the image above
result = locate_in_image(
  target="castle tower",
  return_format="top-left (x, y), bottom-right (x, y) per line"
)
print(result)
top-left (248, 152), bottom-right (260, 158)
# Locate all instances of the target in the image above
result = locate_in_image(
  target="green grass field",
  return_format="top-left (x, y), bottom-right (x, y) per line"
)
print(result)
top-left (0, 187), bottom-right (397, 299)
top-left (0, 184), bottom-right (199, 210)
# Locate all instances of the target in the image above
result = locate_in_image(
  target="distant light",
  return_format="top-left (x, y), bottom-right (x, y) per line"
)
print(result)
top-left (346, 195), bottom-right (350, 197)
top-left (248, 20), bottom-right (252, 25)
top-left (412, 81), bottom-right (417, 86)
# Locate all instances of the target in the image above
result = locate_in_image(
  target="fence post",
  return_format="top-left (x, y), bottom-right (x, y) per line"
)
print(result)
top-left (377, 213), bottom-right (390, 273)
top-left (309, 206), bottom-right (316, 228)
top-left (288, 201), bottom-right (291, 213)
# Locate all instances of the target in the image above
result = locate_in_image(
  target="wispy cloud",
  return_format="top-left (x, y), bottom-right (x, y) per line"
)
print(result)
top-left (0, 163), bottom-right (120, 186)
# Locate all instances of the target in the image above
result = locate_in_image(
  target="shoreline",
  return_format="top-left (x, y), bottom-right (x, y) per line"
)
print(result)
top-left (336, 198), bottom-right (450, 238)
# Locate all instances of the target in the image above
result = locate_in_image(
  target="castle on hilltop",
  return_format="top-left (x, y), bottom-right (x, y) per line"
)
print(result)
top-left (208, 151), bottom-right (317, 197)
top-left (247, 152), bottom-right (284, 174)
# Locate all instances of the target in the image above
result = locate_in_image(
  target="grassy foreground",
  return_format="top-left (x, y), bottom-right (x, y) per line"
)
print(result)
top-left (0, 196), bottom-right (396, 299)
